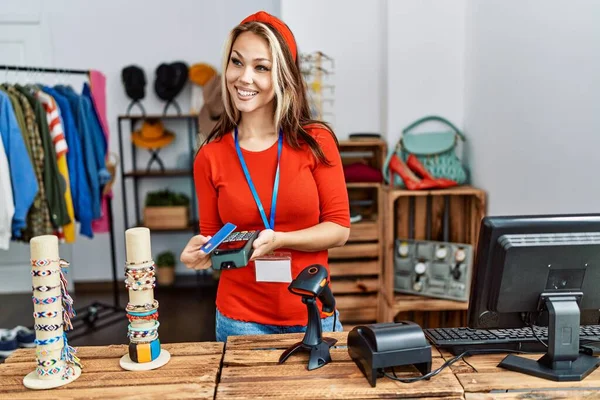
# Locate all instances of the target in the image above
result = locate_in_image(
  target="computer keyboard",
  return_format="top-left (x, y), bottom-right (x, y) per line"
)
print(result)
top-left (424, 325), bottom-right (600, 355)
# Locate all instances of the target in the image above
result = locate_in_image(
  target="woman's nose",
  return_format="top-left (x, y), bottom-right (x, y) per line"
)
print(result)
top-left (239, 67), bottom-right (254, 84)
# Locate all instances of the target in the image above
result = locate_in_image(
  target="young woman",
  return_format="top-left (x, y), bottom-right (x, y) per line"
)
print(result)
top-left (180, 11), bottom-right (350, 342)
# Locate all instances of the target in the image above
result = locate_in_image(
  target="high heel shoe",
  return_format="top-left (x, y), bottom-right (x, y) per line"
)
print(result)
top-left (388, 154), bottom-right (439, 190)
top-left (406, 154), bottom-right (458, 189)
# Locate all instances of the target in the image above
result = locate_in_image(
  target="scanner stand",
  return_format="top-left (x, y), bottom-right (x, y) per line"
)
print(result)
top-left (278, 297), bottom-right (337, 371)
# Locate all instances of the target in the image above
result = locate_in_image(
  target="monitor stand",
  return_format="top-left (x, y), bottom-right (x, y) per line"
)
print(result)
top-left (498, 292), bottom-right (600, 381)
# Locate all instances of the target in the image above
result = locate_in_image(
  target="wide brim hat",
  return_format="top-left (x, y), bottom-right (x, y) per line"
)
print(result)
top-left (198, 74), bottom-right (224, 136)
top-left (189, 63), bottom-right (217, 87)
top-left (131, 118), bottom-right (175, 149)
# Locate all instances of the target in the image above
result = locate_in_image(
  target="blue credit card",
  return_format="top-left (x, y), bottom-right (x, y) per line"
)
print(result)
top-left (200, 223), bottom-right (237, 254)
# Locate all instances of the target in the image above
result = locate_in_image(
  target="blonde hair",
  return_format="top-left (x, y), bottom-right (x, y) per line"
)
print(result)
top-left (202, 20), bottom-right (337, 165)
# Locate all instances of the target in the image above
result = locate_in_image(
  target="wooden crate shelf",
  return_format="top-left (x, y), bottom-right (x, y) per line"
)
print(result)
top-left (330, 139), bottom-right (386, 325)
top-left (381, 185), bottom-right (487, 328)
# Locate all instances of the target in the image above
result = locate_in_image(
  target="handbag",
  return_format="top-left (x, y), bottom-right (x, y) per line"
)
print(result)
top-left (383, 116), bottom-right (468, 187)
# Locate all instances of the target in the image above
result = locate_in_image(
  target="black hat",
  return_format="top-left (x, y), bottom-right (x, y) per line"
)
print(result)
top-left (121, 65), bottom-right (146, 101)
top-left (154, 62), bottom-right (189, 101)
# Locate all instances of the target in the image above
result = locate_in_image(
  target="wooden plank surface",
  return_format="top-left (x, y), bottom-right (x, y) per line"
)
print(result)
top-left (330, 278), bottom-right (379, 294)
top-left (329, 260), bottom-right (379, 277)
top-left (393, 294), bottom-right (469, 312)
top-left (329, 242), bottom-right (379, 259)
top-left (218, 332), bottom-right (462, 399)
top-left (0, 342), bottom-right (223, 399)
top-left (440, 351), bottom-right (600, 394)
top-left (466, 391), bottom-right (600, 399)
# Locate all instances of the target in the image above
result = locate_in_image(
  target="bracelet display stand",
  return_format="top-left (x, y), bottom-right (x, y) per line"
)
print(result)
top-left (23, 235), bottom-right (82, 389)
top-left (120, 227), bottom-right (170, 370)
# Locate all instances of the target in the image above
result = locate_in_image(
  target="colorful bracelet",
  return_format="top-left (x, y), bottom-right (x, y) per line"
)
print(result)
top-left (34, 323), bottom-right (63, 331)
top-left (36, 365), bottom-right (64, 377)
top-left (126, 299), bottom-right (159, 312)
top-left (32, 295), bottom-right (61, 305)
top-left (34, 335), bottom-right (62, 346)
top-left (127, 312), bottom-right (159, 322)
top-left (125, 278), bottom-right (156, 291)
top-left (37, 358), bottom-right (58, 367)
top-left (34, 310), bottom-right (60, 318)
top-left (128, 321), bottom-right (160, 332)
top-left (32, 284), bottom-right (61, 292)
top-left (32, 269), bottom-right (60, 277)
top-left (127, 308), bottom-right (158, 317)
top-left (31, 259), bottom-right (69, 268)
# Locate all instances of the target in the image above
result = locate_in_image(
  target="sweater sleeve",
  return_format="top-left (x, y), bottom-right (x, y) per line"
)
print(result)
top-left (310, 128), bottom-right (351, 228)
top-left (194, 147), bottom-right (223, 237)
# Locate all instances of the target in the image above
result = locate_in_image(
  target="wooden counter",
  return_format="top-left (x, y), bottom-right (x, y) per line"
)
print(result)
top-left (0, 342), bottom-right (224, 399)
top-left (217, 331), bottom-right (464, 399)
top-left (1, 333), bottom-right (600, 399)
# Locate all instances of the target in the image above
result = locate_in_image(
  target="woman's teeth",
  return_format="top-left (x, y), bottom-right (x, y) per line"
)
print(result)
top-left (237, 88), bottom-right (257, 97)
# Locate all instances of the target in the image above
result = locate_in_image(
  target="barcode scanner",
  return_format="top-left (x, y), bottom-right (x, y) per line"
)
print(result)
top-left (279, 264), bottom-right (338, 371)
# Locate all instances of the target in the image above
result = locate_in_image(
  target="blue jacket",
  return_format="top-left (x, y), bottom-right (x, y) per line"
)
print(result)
top-left (0, 91), bottom-right (38, 238)
top-left (42, 86), bottom-right (94, 238)
top-left (56, 85), bottom-right (101, 220)
top-left (82, 83), bottom-right (110, 186)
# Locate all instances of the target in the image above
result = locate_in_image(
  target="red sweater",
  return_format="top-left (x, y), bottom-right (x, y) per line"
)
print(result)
top-left (194, 126), bottom-right (350, 326)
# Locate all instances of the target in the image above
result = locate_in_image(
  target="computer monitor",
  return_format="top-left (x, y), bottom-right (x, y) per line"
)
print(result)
top-left (467, 214), bottom-right (600, 381)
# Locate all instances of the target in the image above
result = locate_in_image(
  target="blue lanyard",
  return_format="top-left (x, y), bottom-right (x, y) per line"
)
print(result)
top-left (234, 127), bottom-right (283, 230)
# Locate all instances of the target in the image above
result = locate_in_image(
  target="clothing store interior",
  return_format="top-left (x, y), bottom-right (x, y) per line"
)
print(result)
top-left (1, 0), bottom-right (600, 397)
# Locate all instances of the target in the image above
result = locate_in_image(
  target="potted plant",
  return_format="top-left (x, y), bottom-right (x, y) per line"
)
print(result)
top-left (143, 189), bottom-right (190, 229)
top-left (155, 251), bottom-right (176, 286)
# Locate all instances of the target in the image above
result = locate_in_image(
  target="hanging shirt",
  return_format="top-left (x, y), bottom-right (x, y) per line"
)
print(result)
top-left (15, 85), bottom-right (70, 231)
top-left (42, 86), bottom-right (94, 238)
top-left (36, 90), bottom-right (76, 243)
top-left (0, 91), bottom-right (38, 238)
top-left (195, 125), bottom-right (350, 326)
top-left (0, 130), bottom-right (15, 250)
top-left (3, 85), bottom-right (53, 239)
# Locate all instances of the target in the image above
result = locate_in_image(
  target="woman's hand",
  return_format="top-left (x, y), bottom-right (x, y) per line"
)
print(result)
top-left (180, 235), bottom-right (212, 270)
top-left (250, 229), bottom-right (281, 260)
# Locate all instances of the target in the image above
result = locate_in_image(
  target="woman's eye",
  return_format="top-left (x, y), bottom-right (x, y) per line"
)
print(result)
top-left (231, 57), bottom-right (242, 66)
top-left (256, 65), bottom-right (270, 72)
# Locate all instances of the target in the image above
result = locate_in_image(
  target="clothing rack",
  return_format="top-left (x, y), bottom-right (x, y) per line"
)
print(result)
top-left (0, 64), bottom-right (123, 339)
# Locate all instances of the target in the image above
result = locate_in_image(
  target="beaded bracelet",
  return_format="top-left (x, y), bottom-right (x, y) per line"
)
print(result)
top-left (32, 295), bottom-right (61, 305)
top-left (125, 265), bottom-right (155, 276)
top-left (37, 358), bottom-right (58, 367)
top-left (130, 332), bottom-right (159, 343)
top-left (34, 323), bottom-right (63, 332)
top-left (32, 284), bottom-right (61, 292)
top-left (125, 260), bottom-right (154, 270)
top-left (31, 269), bottom-right (60, 277)
top-left (127, 312), bottom-right (159, 322)
top-left (34, 335), bottom-right (62, 346)
top-left (128, 330), bottom-right (158, 339)
top-left (124, 278), bottom-right (156, 291)
top-left (126, 299), bottom-right (159, 312)
top-left (34, 310), bottom-right (60, 318)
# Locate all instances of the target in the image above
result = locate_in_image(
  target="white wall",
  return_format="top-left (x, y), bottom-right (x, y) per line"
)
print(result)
top-left (464, 0), bottom-right (600, 215)
top-left (386, 0), bottom-right (466, 147)
top-left (281, 0), bottom-right (385, 138)
top-left (0, 0), bottom-right (280, 288)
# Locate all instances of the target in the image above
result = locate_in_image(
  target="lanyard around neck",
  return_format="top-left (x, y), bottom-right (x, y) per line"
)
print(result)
top-left (234, 127), bottom-right (283, 230)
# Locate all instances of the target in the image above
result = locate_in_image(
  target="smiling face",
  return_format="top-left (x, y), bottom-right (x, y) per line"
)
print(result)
top-left (225, 31), bottom-right (275, 116)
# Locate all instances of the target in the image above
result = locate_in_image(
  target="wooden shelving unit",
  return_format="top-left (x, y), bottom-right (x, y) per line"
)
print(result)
top-left (330, 139), bottom-right (387, 324)
top-left (380, 185), bottom-right (487, 328)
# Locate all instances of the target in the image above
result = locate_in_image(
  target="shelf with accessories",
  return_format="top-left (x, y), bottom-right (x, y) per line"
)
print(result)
top-left (117, 114), bottom-right (200, 233)
top-left (380, 184), bottom-right (487, 328)
top-left (329, 138), bottom-right (387, 325)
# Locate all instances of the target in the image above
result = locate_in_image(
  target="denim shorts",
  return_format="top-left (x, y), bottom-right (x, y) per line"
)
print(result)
top-left (215, 308), bottom-right (344, 342)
